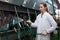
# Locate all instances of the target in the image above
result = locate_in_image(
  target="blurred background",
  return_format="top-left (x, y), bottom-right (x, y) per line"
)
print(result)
top-left (0, 0), bottom-right (60, 40)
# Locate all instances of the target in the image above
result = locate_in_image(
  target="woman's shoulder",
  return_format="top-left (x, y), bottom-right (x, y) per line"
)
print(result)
top-left (46, 12), bottom-right (52, 16)
top-left (46, 12), bottom-right (53, 19)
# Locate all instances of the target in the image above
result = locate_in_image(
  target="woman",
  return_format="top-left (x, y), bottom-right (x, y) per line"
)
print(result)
top-left (26, 2), bottom-right (57, 40)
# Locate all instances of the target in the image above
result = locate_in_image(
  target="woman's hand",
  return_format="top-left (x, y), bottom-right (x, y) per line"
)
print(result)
top-left (26, 20), bottom-right (32, 25)
top-left (42, 30), bottom-right (48, 35)
top-left (24, 20), bottom-right (32, 26)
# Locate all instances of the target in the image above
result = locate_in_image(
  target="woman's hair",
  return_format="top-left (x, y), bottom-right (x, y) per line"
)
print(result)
top-left (40, 2), bottom-right (50, 13)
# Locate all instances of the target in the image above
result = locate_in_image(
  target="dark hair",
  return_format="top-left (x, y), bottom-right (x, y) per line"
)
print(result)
top-left (40, 2), bottom-right (49, 12)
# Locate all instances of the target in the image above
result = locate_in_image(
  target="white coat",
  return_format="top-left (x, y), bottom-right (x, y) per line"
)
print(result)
top-left (31, 12), bottom-right (57, 40)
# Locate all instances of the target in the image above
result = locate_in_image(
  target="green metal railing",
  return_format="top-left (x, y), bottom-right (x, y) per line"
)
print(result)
top-left (0, 24), bottom-right (9, 40)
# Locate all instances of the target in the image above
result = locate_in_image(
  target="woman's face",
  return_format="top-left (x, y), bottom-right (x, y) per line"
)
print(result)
top-left (39, 4), bottom-right (46, 12)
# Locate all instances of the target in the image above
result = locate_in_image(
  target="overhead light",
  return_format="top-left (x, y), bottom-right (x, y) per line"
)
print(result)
top-left (5, 0), bottom-right (9, 2)
top-left (32, 2), bottom-right (36, 9)
top-left (22, 0), bottom-right (28, 6)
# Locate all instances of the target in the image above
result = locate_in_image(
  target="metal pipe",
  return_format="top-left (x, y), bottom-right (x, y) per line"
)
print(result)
top-left (14, 6), bottom-right (21, 40)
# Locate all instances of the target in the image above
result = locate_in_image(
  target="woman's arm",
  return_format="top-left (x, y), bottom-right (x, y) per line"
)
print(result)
top-left (31, 19), bottom-right (38, 27)
top-left (46, 14), bottom-right (57, 33)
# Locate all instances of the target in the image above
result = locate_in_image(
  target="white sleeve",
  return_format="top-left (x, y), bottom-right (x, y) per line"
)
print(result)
top-left (31, 16), bottom-right (38, 27)
top-left (47, 14), bottom-right (57, 33)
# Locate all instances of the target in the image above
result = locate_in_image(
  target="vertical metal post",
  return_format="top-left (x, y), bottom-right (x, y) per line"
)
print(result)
top-left (6, 30), bottom-right (8, 40)
top-left (14, 6), bottom-right (21, 40)
top-left (27, 9), bottom-right (33, 40)
top-left (27, 9), bottom-right (30, 20)
top-left (51, 0), bottom-right (55, 16)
